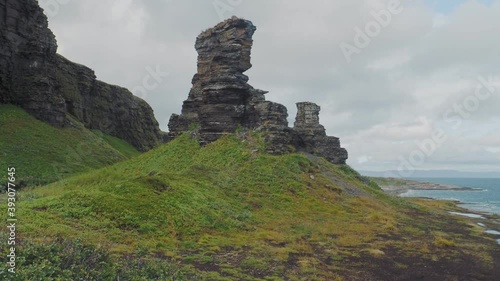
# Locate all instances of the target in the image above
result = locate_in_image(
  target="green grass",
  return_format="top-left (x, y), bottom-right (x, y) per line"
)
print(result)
top-left (369, 176), bottom-right (409, 186)
top-left (0, 132), bottom-right (497, 280)
top-left (92, 130), bottom-right (141, 159)
top-left (0, 105), bottom-right (139, 187)
top-left (0, 236), bottom-right (202, 281)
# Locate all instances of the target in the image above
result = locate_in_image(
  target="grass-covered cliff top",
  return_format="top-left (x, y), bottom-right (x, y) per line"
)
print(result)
top-left (0, 105), bottom-right (139, 187)
top-left (0, 131), bottom-right (499, 280)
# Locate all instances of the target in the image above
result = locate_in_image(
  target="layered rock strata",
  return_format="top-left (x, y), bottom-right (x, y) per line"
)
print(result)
top-left (0, 0), bottom-right (162, 151)
top-left (293, 102), bottom-right (348, 164)
top-left (167, 17), bottom-right (348, 164)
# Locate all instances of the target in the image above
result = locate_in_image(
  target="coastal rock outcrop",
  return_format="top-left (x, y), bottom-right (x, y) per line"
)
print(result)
top-left (166, 17), bottom-right (292, 153)
top-left (0, 0), bottom-right (162, 151)
top-left (293, 102), bottom-right (348, 164)
top-left (166, 17), bottom-right (348, 164)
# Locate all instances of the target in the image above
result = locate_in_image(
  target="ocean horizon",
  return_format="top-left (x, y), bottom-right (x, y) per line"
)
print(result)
top-left (400, 177), bottom-right (500, 215)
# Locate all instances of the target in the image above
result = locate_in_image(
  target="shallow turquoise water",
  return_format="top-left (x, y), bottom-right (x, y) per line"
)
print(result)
top-left (400, 178), bottom-right (500, 215)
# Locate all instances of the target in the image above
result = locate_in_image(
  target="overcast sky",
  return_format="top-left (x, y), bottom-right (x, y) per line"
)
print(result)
top-left (39, 0), bottom-right (500, 174)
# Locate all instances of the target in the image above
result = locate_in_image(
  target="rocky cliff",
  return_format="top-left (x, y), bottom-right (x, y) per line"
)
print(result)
top-left (167, 17), bottom-right (348, 164)
top-left (0, 0), bottom-right (162, 151)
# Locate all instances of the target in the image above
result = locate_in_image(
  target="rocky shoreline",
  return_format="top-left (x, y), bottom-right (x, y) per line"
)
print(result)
top-left (444, 207), bottom-right (500, 245)
top-left (374, 177), bottom-right (500, 245)
top-left (373, 177), bottom-right (476, 196)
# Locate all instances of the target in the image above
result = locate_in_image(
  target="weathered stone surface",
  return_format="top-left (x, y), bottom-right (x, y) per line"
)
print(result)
top-left (293, 102), bottom-right (348, 164)
top-left (0, 0), bottom-right (162, 151)
top-left (166, 17), bottom-right (291, 152)
top-left (166, 18), bottom-right (256, 141)
top-left (167, 17), bottom-right (348, 164)
top-left (294, 102), bottom-right (323, 130)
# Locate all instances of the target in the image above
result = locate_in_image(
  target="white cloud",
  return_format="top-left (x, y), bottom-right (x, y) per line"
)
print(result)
top-left (366, 52), bottom-right (411, 70)
top-left (432, 13), bottom-right (449, 28)
top-left (39, 0), bottom-right (500, 172)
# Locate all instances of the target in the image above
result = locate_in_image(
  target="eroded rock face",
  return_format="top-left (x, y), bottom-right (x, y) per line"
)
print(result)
top-left (166, 17), bottom-right (258, 140)
top-left (293, 102), bottom-right (348, 164)
top-left (167, 17), bottom-right (348, 164)
top-left (166, 17), bottom-right (290, 152)
top-left (0, 0), bottom-right (162, 151)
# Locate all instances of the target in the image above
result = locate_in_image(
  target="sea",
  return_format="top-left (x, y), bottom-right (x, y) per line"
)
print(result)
top-left (399, 178), bottom-right (500, 215)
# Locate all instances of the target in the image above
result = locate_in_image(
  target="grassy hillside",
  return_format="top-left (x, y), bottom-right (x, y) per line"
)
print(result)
top-left (0, 105), bottom-right (139, 187)
top-left (1, 133), bottom-right (499, 280)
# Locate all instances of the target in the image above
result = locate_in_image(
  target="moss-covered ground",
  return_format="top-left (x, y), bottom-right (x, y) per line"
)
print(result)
top-left (0, 130), bottom-right (498, 280)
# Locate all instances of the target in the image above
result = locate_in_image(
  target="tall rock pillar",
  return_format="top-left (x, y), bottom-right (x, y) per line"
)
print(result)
top-left (166, 16), bottom-right (291, 151)
top-left (293, 102), bottom-right (348, 164)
